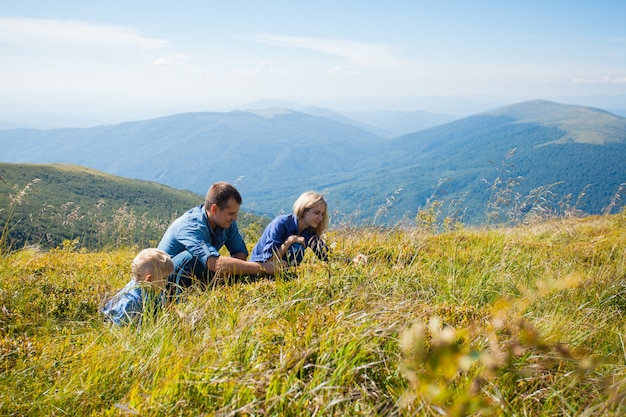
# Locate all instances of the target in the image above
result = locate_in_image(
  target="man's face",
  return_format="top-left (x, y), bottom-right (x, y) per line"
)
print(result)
top-left (210, 198), bottom-right (240, 229)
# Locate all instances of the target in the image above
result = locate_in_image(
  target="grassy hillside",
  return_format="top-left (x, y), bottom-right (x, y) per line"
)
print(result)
top-left (0, 162), bottom-right (267, 251)
top-left (1, 212), bottom-right (625, 415)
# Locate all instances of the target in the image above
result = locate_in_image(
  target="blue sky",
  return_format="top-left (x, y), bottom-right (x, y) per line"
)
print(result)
top-left (1, 1), bottom-right (625, 125)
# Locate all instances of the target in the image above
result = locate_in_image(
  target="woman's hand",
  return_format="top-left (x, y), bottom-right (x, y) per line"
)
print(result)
top-left (285, 235), bottom-right (306, 247)
top-left (275, 235), bottom-right (306, 262)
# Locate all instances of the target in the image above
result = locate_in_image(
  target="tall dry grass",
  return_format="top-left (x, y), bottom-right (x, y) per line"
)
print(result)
top-left (1, 209), bottom-right (625, 415)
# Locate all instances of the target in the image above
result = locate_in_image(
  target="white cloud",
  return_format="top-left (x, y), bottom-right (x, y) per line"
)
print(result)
top-left (328, 66), bottom-right (356, 77)
top-left (602, 76), bottom-right (626, 84)
top-left (234, 61), bottom-right (286, 77)
top-left (0, 17), bottom-right (168, 49)
top-left (571, 76), bottom-right (626, 84)
top-left (153, 54), bottom-right (191, 66)
top-left (247, 33), bottom-right (408, 68)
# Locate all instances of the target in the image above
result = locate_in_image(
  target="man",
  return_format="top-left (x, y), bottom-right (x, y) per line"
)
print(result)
top-left (158, 182), bottom-right (280, 295)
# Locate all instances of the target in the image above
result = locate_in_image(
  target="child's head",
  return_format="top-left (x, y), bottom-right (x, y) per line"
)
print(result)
top-left (131, 248), bottom-right (174, 291)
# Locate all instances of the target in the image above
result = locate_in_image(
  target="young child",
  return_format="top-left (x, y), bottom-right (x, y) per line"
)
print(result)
top-left (101, 248), bottom-right (174, 326)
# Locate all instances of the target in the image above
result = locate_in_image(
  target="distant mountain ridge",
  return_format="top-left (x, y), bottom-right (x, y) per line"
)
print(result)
top-left (486, 100), bottom-right (626, 144)
top-left (328, 100), bottom-right (626, 222)
top-left (239, 100), bottom-right (458, 137)
top-left (0, 100), bottom-right (624, 225)
top-left (0, 109), bottom-right (386, 217)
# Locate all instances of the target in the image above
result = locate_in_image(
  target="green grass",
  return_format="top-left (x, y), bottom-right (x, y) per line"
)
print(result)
top-left (2, 211), bottom-right (626, 416)
top-left (0, 162), bottom-right (268, 251)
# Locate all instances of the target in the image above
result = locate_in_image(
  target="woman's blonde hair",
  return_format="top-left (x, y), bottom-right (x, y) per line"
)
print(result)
top-left (293, 191), bottom-right (329, 236)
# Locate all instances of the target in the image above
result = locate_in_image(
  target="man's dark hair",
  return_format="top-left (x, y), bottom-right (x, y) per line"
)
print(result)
top-left (205, 182), bottom-right (242, 209)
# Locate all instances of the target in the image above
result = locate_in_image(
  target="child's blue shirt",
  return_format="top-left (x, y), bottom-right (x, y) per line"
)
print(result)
top-left (102, 279), bottom-right (162, 326)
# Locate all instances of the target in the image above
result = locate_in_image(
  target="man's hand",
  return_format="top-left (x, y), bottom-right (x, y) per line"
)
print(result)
top-left (260, 259), bottom-right (287, 275)
top-left (211, 256), bottom-right (285, 276)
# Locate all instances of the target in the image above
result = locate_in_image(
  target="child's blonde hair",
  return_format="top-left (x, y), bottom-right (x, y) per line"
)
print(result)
top-left (131, 248), bottom-right (174, 281)
top-left (293, 191), bottom-right (329, 237)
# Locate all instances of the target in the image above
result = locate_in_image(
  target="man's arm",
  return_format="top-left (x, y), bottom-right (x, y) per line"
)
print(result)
top-left (207, 256), bottom-right (282, 275)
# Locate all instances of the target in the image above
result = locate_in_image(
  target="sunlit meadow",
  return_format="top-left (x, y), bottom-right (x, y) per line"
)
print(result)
top-left (2, 199), bottom-right (626, 415)
top-left (2, 167), bottom-right (626, 415)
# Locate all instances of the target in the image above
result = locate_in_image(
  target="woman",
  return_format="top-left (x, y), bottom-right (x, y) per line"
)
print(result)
top-left (250, 191), bottom-right (330, 266)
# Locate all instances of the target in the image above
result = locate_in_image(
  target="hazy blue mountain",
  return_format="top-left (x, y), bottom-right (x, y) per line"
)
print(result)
top-left (0, 100), bottom-right (624, 225)
top-left (325, 100), bottom-right (626, 223)
top-left (0, 109), bottom-right (385, 216)
top-left (342, 109), bottom-right (458, 137)
top-left (607, 108), bottom-right (626, 118)
top-left (238, 99), bottom-right (457, 137)
top-left (0, 120), bottom-right (30, 130)
top-left (296, 106), bottom-right (396, 138)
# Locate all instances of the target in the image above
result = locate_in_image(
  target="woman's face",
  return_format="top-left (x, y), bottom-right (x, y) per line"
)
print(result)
top-left (300, 202), bottom-right (325, 230)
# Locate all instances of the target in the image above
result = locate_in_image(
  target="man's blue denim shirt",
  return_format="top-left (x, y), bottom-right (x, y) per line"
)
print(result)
top-left (157, 204), bottom-right (248, 267)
